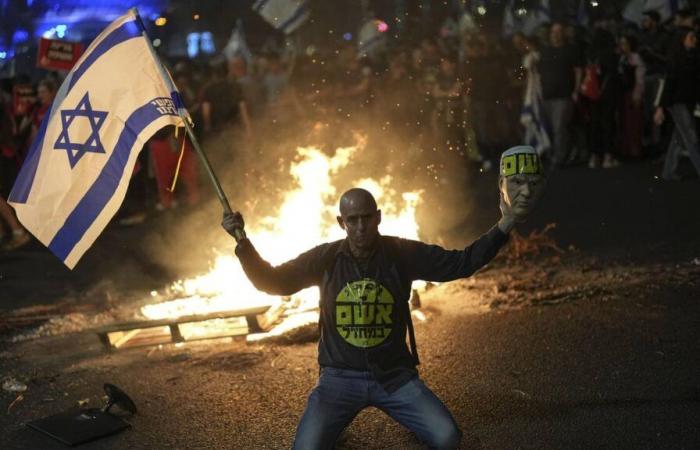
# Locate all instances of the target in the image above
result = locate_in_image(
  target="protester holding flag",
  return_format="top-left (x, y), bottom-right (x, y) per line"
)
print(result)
top-left (514, 32), bottom-right (551, 158)
top-left (222, 145), bottom-right (546, 450)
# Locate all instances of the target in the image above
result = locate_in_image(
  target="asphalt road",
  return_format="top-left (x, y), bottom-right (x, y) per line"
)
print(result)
top-left (1, 161), bottom-right (699, 449)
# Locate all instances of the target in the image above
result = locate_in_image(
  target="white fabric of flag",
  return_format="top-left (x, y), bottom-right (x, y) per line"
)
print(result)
top-left (223, 20), bottom-right (253, 65)
top-left (520, 51), bottom-right (551, 156)
top-left (252, 0), bottom-right (309, 35)
top-left (9, 10), bottom-right (186, 269)
top-left (623, 0), bottom-right (687, 23)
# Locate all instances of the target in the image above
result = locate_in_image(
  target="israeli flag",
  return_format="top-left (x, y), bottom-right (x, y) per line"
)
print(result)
top-left (9, 9), bottom-right (187, 269)
top-left (252, 0), bottom-right (309, 35)
top-left (358, 19), bottom-right (387, 59)
top-left (520, 52), bottom-right (551, 156)
top-left (223, 20), bottom-right (253, 65)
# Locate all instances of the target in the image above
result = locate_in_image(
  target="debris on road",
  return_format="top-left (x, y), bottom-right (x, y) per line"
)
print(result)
top-left (506, 223), bottom-right (564, 261)
top-left (2, 377), bottom-right (27, 393)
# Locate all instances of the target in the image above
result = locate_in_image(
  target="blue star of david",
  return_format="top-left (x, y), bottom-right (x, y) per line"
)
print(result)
top-left (54, 92), bottom-right (108, 168)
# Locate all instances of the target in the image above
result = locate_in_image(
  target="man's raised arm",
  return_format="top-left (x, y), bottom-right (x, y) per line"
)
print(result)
top-left (398, 224), bottom-right (510, 283)
top-left (402, 145), bottom-right (546, 283)
top-left (223, 212), bottom-right (324, 296)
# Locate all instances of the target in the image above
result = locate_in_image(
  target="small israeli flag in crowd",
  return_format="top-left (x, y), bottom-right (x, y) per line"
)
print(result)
top-left (252, 0), bottom-right (309, 34)
top-left (520, 55), bottom-right (551, 156)
top-left (9, 9), bottom-right (187, 269)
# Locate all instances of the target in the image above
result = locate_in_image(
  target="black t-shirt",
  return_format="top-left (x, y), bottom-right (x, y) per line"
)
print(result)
top-left (200, 79), bottom-right (242, 130)
top-left (467, 54), bottom-right (502, 103)
top-left (660, 48), bottom-right (700, 108)
top-left (236, 226), bottom-right (508, 392)
top-left (539, 44), bottom-right (582, 100)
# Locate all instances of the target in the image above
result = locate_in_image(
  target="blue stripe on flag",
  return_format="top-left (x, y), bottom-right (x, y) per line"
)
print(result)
top-left (68, 19), bottom-right (143, 91)
top-left (48, 100), bottom-right (176, 261)
top-left (280, 2), bottom-right (308, 33)
top-left (171, 90), bottom-right (185, 110)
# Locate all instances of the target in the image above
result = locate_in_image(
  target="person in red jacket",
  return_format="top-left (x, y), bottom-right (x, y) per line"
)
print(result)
top-left (148, 126), bottom-right (199, 210)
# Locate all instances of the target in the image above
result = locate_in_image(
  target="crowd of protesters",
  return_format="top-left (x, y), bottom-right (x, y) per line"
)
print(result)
top-left (511, 7), bottom-right (700, 178)
top-left (1, 6), bottom-right (700, 250)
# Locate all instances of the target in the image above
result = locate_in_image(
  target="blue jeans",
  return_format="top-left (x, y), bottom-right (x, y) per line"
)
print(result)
top-left (543, 98), bottom-right (573, 168)
top-left (662, 103), bottom-right (700, 179)
top-left (292, 367), bottom-right (461, 450)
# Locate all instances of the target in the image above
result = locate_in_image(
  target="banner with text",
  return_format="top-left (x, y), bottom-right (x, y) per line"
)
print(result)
top-left (37, 38), bottom-right (85, 71)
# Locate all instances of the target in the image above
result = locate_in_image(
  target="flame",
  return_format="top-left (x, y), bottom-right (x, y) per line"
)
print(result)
top-left (141, 142), bottom-right (423, 321)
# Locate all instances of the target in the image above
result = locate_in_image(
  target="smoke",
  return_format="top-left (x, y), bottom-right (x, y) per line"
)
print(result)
top-left (141, 92), bottom-right (483, 277)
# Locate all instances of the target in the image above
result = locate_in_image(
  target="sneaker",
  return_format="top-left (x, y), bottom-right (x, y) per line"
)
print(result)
top-left (588, 154), bottom-right (600, 169)
top-left (3, 230), bottom-right (31, 250)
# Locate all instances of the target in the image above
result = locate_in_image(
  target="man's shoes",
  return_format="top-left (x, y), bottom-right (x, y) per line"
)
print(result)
top-left (2, 230), bottom-right (31, 250)
top-left (588, 154), bottom-right (600, 169)
top-left (602, 154), bottom-right (620, 169)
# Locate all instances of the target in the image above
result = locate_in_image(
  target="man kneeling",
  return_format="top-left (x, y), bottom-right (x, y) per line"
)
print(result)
top-left (222, 146), bottom-right (545, 449)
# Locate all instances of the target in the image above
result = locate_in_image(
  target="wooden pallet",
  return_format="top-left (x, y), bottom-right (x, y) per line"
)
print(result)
top-left (94, 303), bottom-right (284, 351)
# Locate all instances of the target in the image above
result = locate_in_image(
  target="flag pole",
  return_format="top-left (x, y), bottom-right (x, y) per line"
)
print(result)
top-left (133, 8), bottom-right (245, 241)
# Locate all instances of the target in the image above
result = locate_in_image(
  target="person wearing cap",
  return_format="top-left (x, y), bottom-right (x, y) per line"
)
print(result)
top-left (221, 145), bottom-right (545, 449)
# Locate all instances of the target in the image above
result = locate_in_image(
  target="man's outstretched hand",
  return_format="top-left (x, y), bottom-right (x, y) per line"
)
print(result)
top-left (222, 211), bottom-right (246, 240)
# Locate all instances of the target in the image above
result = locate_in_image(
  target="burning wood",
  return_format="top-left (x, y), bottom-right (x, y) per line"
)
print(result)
top-left (506, 223), bottom-right (564, 261)
top-left (137, 145), bottom-right (424, 341)
top-left (95, 305), bottom-right (283, 351)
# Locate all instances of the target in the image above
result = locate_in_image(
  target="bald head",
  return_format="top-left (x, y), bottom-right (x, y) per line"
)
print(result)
top-left (339, 188), bottom-right (377, 215)
top-left (337, 188), bottom-right (381, 256)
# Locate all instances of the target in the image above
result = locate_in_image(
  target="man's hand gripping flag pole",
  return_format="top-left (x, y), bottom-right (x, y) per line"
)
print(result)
top-left (135, 9), bottom-right (246, 242)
